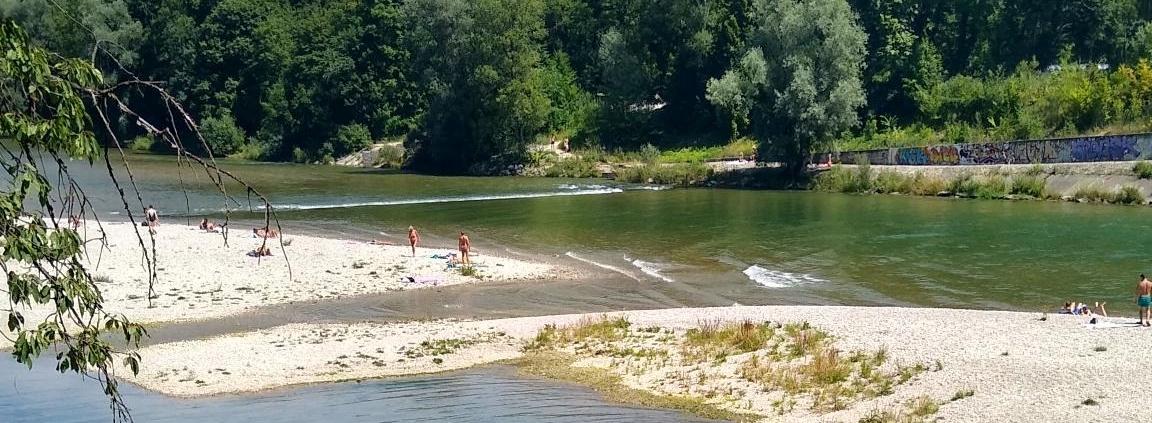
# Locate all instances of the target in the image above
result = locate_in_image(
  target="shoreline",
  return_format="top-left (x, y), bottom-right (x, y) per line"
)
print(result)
top-left (122, 305), bottom-right (1149, 422)
top-left (1, 221), bottom-right (578, 350)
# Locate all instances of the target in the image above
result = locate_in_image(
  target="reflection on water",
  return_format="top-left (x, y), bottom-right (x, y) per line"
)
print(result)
top-left (0, 359), bottom-right (715, 423)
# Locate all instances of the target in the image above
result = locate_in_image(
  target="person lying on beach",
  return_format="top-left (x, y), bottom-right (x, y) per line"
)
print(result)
top-left (1062, 301), bottom-right (1107, 317)
top-left (199, 218), bottom-right (221, 232)
top-left (368, 239), bottom-right (393, 245)
top-left (253, 227), bottom-right (279, 238)
top-left (248, 245), bottom-right (272, 257)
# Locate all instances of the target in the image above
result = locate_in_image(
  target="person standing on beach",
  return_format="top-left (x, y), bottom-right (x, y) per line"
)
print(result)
top-left (144, 205), bottom-right (159, 234)
top-left (1138, 274), bottom-right (1152, 327)
top-left (458, 232), bottom-right (471, 265)
top-left (408, 226), bottom-right (420, 257)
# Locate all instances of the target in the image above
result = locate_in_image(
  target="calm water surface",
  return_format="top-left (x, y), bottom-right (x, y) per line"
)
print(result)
top-left (0, 359), bottom-right (714, 423)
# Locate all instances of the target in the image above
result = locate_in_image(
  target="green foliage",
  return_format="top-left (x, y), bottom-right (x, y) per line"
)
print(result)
top-left (403, 0), bottom-right (550, 174)
top-left (539, 53), bottom-right (598, 138)
top-left (0, 0), bottom-right (143, 66)
top-left (657, 138), bottom-right (759, 163)
top-left (1073, 184), bottom-right (1146, 204)
top-left (130, 135), bottom-right (156, 153)
top-left (544, 156), bottom-right (601, 178)
top-left (200, 112), bottom-right (247, 156)
top-left (11, 0), bottom-right (1152, 174)
top-left (614, 163), bottom-right (713, 186)
top-left (1112, 185), bottom-right (1145, 205)
top-left (331, 124), bottom-right (373, 157)
top-left (1010, 175), bottom-right (1047, 198)
top-left (707, 0), bottom-right (867, 173)
top-left (968, 175), bottom-right (1008, 200)
top-left (0, 20), bottom-right (146, 421)
top-left (812, 165), bottom-right (875, 193)
top-left (1134, 161), bottom-right (1152, 179)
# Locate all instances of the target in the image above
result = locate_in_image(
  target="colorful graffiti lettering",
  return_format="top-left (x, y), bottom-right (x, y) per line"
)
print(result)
top-left (897, 148), bottom-right (929, 165)
top-left (1069, 136), bottom-right (1140, 162)
top-left (825, 134), bottom-right (1152, 166)
top-left (926, 145), bottom-right (960, 165)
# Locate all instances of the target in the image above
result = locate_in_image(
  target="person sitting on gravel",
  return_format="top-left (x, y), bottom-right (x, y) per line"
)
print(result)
top-left (248, 245), bottom-right (272, 257)
top-left (199, 218), bottom-right (221, 232)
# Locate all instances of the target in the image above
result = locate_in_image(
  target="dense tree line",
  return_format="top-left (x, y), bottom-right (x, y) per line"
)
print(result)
top-left (6, 0), bottom-right (1152, 173)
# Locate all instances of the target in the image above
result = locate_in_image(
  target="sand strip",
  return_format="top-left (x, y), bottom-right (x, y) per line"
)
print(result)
top-left (125, 306), bottom-right (1151, 422)
top-left (2, 222), bottom-right (575, 349)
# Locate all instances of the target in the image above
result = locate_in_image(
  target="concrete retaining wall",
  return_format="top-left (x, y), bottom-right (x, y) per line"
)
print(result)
top-left (826, 133), bottom-right (1152, 166)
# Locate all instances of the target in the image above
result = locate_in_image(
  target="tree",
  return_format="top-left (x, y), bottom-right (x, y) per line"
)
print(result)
top-left (2, 19), bottom-right (283, 421)
top-left (403, 0), bottom-right (550, 174)
top-left (0, 0), bottom-right (143, 66)
top-left (706, 0), bottom-right (867, 173)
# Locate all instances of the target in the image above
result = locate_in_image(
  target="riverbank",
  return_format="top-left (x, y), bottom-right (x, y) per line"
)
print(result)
top-left (1, 222), bottom-right (574, 350)
top-left (124, 306), bottom-right (1147, 422)
top-left (811, 161), bottom-right (1152, 205)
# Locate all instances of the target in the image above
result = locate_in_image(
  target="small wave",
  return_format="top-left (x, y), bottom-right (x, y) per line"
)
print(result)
top-left (630, 259), bottom-right (674, 282)
top-left (743, 265), bottom-right (824, 288)
top-left (565, 252), bottom-right (641, 281)
top-left (633, 185), bottom-right (673, 191)
top-left (558, 184), bottom-right (609, 190)
top-left (266, 188), bottom-right (624, 211)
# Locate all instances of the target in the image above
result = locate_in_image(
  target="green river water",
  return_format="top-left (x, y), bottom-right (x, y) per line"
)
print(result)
top-left (73, 154), bottom-right (1152, 314)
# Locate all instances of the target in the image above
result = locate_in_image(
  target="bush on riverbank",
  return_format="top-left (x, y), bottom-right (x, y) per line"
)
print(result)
top-left (1074, 184), bottom-right (1148, 205)
top-left (952, 174), bottom-right (1008, 199)
top-left (810, 166), bottom-right (1120, 203)
top-left (658, 139), bottom-right (758, 164)
top-left (1134, 161), bottom-right (1152, 179)
top-left (1009, 175), bottom-right (1047, 198)
top-left (615, 163), bottom-right (712, 186)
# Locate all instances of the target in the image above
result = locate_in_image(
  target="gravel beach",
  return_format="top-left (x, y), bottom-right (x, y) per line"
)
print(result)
top-left (126, 306), bottom-right (1150, 422)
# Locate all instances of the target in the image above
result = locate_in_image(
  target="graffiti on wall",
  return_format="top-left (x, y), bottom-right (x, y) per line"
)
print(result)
top-left (829, 133), bottom-right (1152, 166)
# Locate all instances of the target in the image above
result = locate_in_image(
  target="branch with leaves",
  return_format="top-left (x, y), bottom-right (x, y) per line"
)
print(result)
top-left (1, 19), bottom-right (287, 422)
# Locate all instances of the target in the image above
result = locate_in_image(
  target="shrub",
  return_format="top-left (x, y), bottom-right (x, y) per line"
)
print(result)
top-left (130, 135), bottom-right (156, 153)
top-left (373, 144), bottom-right (405, 168)
top-left (660, 146), bottom-right (722, 164)
top-left (292, 147), bottom-right (308, 163)
top-left (907, 173), bottom-right (949, 196)
top-left (953, 174), bottom-right (1007, 199)
top-left (546, 156), bottom-right (600, 178)
top-left (1112, 185), bottom-right (1145, 205)
top-left (639, 143), bottom-right (661, 164)
top-left (908, 396), bottom-right (939, 417)
top-left (331, 123), bottom-right (373, 157)
top-left (951, 389), bottom-right (975, 401)
top-left (1010, 175), bottom-right (1046, 198)
top-left (873, 171), bottom-right (911, 194)
top-left (722, 138), bottom-right (758, 158)
top-left (812, 166), bottom-right (855, 192)
top-left (229, 143), bottom-right (266, 161)
top-left (200, 112), bottom-right (247, 156)
top-left (615, 163), bottom-right (711, 186)
top-left (1073, 185), bottom-right (1111, 202)
top-left (1134, 161), bottom-right (1152, 179)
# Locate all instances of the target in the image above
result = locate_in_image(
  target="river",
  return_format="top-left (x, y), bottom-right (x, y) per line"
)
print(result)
top-left (67, 154), bottom-right (1150, 311)
top-left (7, 153), bottom-right (1149, 421)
